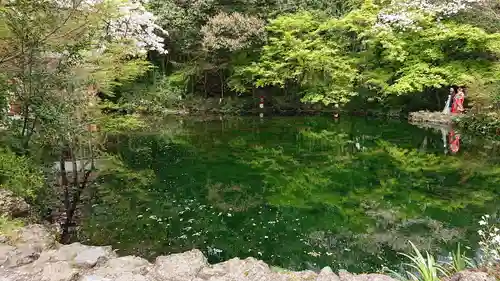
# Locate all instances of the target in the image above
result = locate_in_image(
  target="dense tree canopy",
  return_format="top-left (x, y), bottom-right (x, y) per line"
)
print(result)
top-left (230, 0), bottom-right (500, 105)
top-left (101, 0), bottom-right (495, 119)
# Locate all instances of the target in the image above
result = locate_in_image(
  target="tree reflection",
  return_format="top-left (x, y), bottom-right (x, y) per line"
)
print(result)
top-left (77, 117), bottom-right (500, 272)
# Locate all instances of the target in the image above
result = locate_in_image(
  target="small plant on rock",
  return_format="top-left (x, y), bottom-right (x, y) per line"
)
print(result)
top-left (450, 243), bottom-right (474, 273)
top-left (393, 241), bottom-right (449, 281)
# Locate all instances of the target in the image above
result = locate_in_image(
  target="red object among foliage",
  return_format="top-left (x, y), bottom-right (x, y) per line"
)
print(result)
top-left (8, 101), bottom-right (21, 116)
top-left (451, 92), bottom-right (464, 114)
top-left (449, 130), bottom-right (460, 154)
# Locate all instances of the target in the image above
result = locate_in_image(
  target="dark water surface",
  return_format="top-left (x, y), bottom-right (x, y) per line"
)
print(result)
top-left (78, 116), bottom-right (500, 272)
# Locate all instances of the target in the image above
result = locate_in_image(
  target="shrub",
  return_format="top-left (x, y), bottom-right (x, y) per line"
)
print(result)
top-left (387, 241), bottom-right (449, 281)
top-left (0, 148), bottom-right (44, 200)
top-left (456, 113), bottom-right (500, 136)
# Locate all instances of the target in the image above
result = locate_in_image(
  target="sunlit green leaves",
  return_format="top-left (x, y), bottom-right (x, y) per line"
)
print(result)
top-left (0, 148), bottom-right (44, 199)
top-left (238, 1), bottom-right (500, 105)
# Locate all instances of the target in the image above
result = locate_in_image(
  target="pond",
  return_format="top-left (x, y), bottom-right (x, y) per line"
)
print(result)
top-left (76, 116), bottom-right (500, 273)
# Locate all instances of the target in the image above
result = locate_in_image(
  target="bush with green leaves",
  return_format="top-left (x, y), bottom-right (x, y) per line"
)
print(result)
top-left (388, 241), bottom-right (473, 281)
top-left (233, 0), bottom-right (500, 106)
top-left (456, 113), bottom-right (500, 136)
top-left (0, 149), bottom-right (44, 200)
top-left (399, 241), bottom-right (449, 281)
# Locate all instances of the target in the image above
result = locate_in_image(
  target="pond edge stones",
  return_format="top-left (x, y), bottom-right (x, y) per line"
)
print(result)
top-left (0, 190), bottom-right (496, 281)
top-left (408, 110), bottom-right (455, 125)
top-left (0, 225), bottom-right (496, 281)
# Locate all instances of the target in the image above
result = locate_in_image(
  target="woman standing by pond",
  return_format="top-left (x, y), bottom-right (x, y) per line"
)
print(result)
top-left (451, 87), bottom-right (465, 114)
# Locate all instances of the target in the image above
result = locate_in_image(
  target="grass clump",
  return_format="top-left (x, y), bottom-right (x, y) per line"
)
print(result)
top-left (0, 215), bottom-right (24, 238)
top-left (387, 241), bottom-right (449, 281)
top-left (450, 243), bottom-right (474, 273)
top-left (401, 241), bottom-right (449, 281)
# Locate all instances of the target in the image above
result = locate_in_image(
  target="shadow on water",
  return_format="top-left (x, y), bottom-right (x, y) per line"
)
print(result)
top-left (74, 116), bottom-right (500, 272)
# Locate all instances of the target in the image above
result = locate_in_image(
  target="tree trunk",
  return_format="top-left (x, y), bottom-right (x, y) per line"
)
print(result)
top-left (60, 142), bottom-right (95, 244)
top-left (204, 72), bottom-right (208, 99)
top-left (220, 71), bottom-right (224, 101)
top-left (435, 91), bottom-right (441, 109)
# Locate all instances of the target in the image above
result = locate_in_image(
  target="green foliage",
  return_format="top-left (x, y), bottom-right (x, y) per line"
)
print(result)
top-left (456, 0), bottom-right (500, 33)
top-left (107, 72), bottom-right (185, 114)
top-left (236, 1), bottom-right (500, 105)
top-left (0, 215), bottom-right (24, 237)
top-left (0, 149), bottom-right (44, 199)
top-left (456, 113), bottom-right (500, 137)
top-left (233, 11), bottom-right (359, 105)
top-left (269, 0), bottom-right (362, 17)
top-left (85, 43), bottom-right (152, 95)
top-left (450, 243), bottom-right (474, 273)
top-left (146, 0), bottom-right (362, 102)
top-left (98, 115), bottom-right (147, 134)
top-left (400, 241), bottom-right (449, 281)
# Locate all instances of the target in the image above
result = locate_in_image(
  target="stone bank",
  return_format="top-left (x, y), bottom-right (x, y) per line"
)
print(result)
top-left (0, 224), bottom-right (495, 281)
top-left (0, 190), bottom-right (495, 281)
top-left (408, 111), bottom-right (456, 125)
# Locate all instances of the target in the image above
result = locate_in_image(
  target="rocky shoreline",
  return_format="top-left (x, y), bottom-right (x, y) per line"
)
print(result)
top-left (0, 224), bottom-right (495, 281)
top-left (0, 224), bottom-right (381, 281)
top-left (0, 190), bottom-right (496, 281)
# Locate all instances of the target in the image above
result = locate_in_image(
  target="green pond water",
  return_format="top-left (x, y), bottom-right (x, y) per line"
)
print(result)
top-left (78, 116), bottom-right (500, 273)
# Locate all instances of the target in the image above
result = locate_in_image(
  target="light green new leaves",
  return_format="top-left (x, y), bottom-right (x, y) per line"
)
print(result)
top-left (242, 12), bottom-right (359, 105)
top-left (242, 0), bottom-right (500, 105)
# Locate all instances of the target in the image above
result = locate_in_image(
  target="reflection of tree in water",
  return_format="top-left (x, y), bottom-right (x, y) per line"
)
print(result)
top-left (207, 181), bottom-right (263, 212)
top-left (235, 122), bottom-right (499, 271)
top-left (77, 117), bottom-right (499, 273)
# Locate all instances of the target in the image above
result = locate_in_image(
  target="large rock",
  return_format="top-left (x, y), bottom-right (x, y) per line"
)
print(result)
top-left (0, 268), bottom-right (38, 281)
top-left (317, 267), bottom-right (340, 281)
top-left (80, 276), bottom-right (112, 281)
top-left (0, 189), bottom-right (30, 218)
top-left (40, 261), bottom-right (79, 281)
top-left (35, 243), bottom-right (91, 265)
top-left (0, 245), bottom-right (40, 268)
top-left (9, 224), bottom-right (56, 251)
top-left (198, 257), bottom-right (273, 281)
top-left (148, 249), bottom-right (208, 281)
top-left (0, 225), bottom-right (56, 269)
top-left (408, 111), bottom-right (454, 125)
top-left (274, 270), bottom-right (317, 281)
top-left (339, 272), bottom-right (396, 281)
top-left (84, 256), bottom-right (152, 281)
top-left (73, 246), bottom-right (116, 269)
top-left (448, 270), bottom-right (496, 281)
top-left (0, 244), bottom-right (17, 265)
top-left (81, 273), bottom-right (151, 281)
